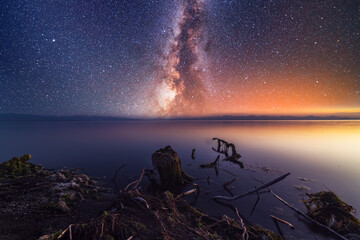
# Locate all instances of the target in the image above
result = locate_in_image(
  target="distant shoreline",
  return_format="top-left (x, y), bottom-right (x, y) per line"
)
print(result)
top-left (0, 113), bottom-right (359, 122)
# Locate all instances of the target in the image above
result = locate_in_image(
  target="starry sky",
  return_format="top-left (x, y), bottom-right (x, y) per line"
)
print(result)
top-left (0, 0), bottom-right (359, 117)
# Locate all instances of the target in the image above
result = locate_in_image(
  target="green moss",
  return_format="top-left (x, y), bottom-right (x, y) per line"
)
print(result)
top-left (103, 234), bottom-right (115, 240)
top-left (208, 233), bottom-right (220, 240)
top-left (61, 193), bottom-right (73, 202)
top-left (168, 216), bottom-right (176, 223)
top-left (134, 222), bottom-right (147, 231)
top-left (166, 191), bottom-right (175, 200)
top-left (51, 231), bottom-right (62, 239)
top-left (0, 154), bottom-right (39, 178)
top-left (102, 211), bottom-right (109, 217)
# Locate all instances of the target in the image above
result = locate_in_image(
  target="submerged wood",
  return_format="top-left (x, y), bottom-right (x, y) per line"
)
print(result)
top-left (213, 173), bottom-right (290, 201)
top-left (212, 138), bottom-right (240, 158)
top-left (152, 146), bottom-right (193, 189)
top-left (112, 164), bottom-right (126, 193)
top-left (200, 155), bottom-right (220, 168)
top-left (212, 138), bottom-right (245, 168)
top-left (270, 215), bottom-right (295, 230)
top-left (222, 154), bottom-right (244, 168)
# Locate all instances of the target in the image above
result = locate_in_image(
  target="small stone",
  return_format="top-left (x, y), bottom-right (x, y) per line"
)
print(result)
top-left (56, 172), bottom-right (66, 181)
top-left (78, 174), bottom-right (90, 181)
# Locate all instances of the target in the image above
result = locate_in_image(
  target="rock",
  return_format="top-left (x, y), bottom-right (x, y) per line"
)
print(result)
top-left (0, 154), bottom-right (36, 177)
top-left (78, 174), bottom-right (90, 181)
top-left (56, 200), bottom-right (70, 213)
top-left (20, 154), bottom-right (31, 162)
top-left (56, 172), bottom-right (66, 181)
top-left (152, 146), bottom-right (193, 189)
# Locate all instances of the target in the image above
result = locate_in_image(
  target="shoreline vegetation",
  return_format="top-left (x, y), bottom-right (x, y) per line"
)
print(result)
top-left (1, 139), bottom-right (359, 240)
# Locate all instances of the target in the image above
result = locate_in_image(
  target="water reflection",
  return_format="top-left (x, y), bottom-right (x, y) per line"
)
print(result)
top-left (0, 120), bottom-right (359, 239)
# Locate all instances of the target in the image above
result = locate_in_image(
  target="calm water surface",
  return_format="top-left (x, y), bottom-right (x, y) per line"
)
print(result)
top-left (1, 120), bottom-right (359, 239)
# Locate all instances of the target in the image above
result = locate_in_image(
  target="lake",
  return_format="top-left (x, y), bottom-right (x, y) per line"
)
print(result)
top-left (0, 120), bottom-right (359, 239)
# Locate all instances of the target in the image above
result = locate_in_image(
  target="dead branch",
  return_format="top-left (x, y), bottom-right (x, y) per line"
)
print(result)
top-left (223, 179), bottom-right (235, 188)
top-left (124, 168), bottom-right (145, 192)
top-left (272, 216), bottom-right (284, 237)
top-left (133, 196), bottom-right (150, 209)
top-left (219, 168), bottom-right (237, 176)
top-left (112, 164), bottom-right (126, 193)
top-left (133, 168), bottom-right (145, 190)
top-left (212, 138), bottom-right (240, 158)
top-left (69, 224), bottom-right (73, 240)
top-left (214, 165), bottom-right (219, 176)
top-left (250, 191), bottom-right (261, 216)
top-left (213, 173), bottom-right (291, 201)
top-left (270, 190), bottom-right (349, 240)
top-left (235, 207), bottom-right (249, 240)
top-left (222, 154), bottom-right (244, 168)
top-left (223, 179), bottom-right (235, 196)
top-left (200, 155), bottom-right (220, 168)
top-left (57, 228), bottom-right (68, 239)
top-left (176, 183), bottom-right (200, 199)
top-left (270, 215), bottom-right (295, 230)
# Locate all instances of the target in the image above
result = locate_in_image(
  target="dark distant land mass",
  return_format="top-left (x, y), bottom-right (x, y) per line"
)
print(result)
top-left (0, 113), bottom-right (359, 122)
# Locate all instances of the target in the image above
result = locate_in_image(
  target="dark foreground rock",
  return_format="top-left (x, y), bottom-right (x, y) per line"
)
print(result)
top-left (0, 155), bottom-right (113, 240)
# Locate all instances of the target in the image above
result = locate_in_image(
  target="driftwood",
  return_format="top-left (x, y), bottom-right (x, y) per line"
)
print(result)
top-left (222, 155), bottom-right (244, 168)
top-left (176, 183), bottom-right (200, 200)
top-left (219, 168), bottom-right (237, 176)
top-left (222, 179), bottom-right (235, 197)
top-left (200, 155), bottom-right (220, 168)
top-left (213, 173), bottom-right (291, 201)
top-left (212, 138), bottom-right (239, 157)
top-left (235, 207), bottom-right (249, 240)
top-left (270, 190), bottom-right (349, 240)
top-left (212, 138), bottom-right (244, 168)
top-left (270, 215), bottom-right (295, 230)
top-left (250, 191), bottom-right (261, 215)
top-left (124, 168), bottom-right (145, 192)
top-left (112, 164), bottom-right (126, 193)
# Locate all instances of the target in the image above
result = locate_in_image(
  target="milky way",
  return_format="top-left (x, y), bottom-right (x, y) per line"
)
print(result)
top-left (148, 0), bottom-right (208, 117)
top-left (0, 0), bottom-right (359, 116)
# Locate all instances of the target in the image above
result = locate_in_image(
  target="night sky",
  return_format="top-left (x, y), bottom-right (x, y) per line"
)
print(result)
top-left (1, 0), bottom-right (359, 117)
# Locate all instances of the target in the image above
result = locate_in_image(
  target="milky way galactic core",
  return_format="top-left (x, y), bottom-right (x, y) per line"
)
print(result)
top-left (0, 0), bottom-right (359, 116)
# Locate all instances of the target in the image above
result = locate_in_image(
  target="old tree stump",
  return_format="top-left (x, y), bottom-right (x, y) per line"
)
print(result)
top-left (152, 146), bottom-right (193, 189)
